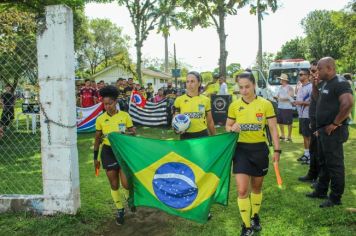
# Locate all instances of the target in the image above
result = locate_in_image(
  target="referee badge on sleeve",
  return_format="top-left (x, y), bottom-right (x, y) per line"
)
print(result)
top-left (118, 123), bottom-right (126, 133)
top-left (198, 104), bottom-right (205, 113)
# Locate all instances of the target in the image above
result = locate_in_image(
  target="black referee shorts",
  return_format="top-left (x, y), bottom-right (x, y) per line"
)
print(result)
top-left (101, 144), bottom-right (120, 170)
top-left (180, 129), bottom-right (209, 140)
top-left (233, 142), bottom-right (269, 177)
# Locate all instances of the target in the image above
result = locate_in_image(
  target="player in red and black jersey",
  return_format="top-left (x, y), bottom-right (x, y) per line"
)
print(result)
top-left (80, 79), bottom-right (97, 107)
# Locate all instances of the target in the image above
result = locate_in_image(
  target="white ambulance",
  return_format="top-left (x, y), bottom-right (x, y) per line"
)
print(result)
top-left (266, 59), bottom-right (310, 101)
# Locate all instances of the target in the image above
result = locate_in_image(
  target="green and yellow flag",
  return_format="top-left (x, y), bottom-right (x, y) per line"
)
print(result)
top-left (108, 132), bottom-right (237, 223)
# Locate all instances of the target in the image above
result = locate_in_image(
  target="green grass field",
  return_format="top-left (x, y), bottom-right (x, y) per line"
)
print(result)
top-left (0, 123), bottom-right (355, 236)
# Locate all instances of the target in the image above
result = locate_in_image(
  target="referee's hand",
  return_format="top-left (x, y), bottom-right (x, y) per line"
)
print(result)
top-left (273, 152), bottom-right (280, 163)
top-left (94, 160), bottom-right (100, 170)
top-left (230, 123), bottom-right (241, 132)
top-left (173, 128), bottom-right (185, 135)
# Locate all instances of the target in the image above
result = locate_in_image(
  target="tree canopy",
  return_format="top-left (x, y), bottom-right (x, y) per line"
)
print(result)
top-left (76, 18), bottom-right (132, 77)
top-left (275, 37), bottom-right (307, 60)
top-left (0, 7), bottom-right (37, 90)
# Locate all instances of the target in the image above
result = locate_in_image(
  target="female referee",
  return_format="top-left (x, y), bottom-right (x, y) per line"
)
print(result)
top-left (173, 71), bottom-right (216, 139)
top-left (226, 71), bottom-right (280, 236)
top-left (173, 71), bottom-right (216, 220)
top-left (93, 85), bottom-right (136, 225)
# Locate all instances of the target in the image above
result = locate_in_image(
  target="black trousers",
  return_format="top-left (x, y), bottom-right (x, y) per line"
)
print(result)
top-left (307, 133), bottom-right (319, 179)
top-left (316, 126), bottom-right (348, 202)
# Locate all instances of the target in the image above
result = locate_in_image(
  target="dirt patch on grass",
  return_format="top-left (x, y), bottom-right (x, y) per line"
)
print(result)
top-left (97, 207), bottom-right (174, 236)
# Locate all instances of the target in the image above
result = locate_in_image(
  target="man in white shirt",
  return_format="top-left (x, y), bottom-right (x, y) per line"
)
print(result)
top-left (293, 69), bottom-right (313, 164)
top-left (218, 76), bottom-right (228, 95)
top-left (275, 73), bottom-right (294, 141)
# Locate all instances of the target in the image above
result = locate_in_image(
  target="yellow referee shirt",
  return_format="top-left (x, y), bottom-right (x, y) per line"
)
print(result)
top-left (228, 96), bottom-right (275, 143)
top-left (174, 94), bottom-right (211, 133)
top-left (95, 111), bottom-right (133, 146)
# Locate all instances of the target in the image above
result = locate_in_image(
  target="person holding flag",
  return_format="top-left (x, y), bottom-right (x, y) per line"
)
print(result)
top-left (226, 71), bottom-right (280, 236)
top-left (173, 71), bottom-right (216, 220)
top-left (173, 71), bottom-right (216, 140)
top-left (93, 85), bottom-right (136, 225)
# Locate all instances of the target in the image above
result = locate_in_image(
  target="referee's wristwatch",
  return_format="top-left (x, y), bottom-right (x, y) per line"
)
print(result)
top-left (274, 149), bottom-right (282, 154)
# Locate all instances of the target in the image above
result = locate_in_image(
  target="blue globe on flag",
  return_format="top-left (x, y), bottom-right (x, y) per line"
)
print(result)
top-left (152, 162), bottom-right (198, 209)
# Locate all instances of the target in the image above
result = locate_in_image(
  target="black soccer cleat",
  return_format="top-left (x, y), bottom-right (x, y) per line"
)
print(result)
top-left (251, 214), bottom-right (262, 232)
top-left (240, 224), bottom-right (254, 236)
top-left (305, 191), bottom-right (327, 199)
top-left (116, 208), bottom-right (125, 225)
top-left (298, 175), bottom-right (315, 183)
top-left (319, 199), bottom-right (342, 208)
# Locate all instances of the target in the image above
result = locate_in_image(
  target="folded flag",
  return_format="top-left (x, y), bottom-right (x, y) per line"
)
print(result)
top-left (108, 132), bottom-right (237, 223)
top-left (131, 90), bottom-right (147, 108)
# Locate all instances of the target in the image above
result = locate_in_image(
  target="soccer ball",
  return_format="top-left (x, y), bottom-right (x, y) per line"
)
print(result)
top-left (172, 114), bottom-right (191, 133)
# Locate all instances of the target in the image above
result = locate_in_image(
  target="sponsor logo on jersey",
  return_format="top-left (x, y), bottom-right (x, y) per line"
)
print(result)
top-left (185, 112), bottom-right (203, 119)
top-left (240, 123), bottom-right (262, 131)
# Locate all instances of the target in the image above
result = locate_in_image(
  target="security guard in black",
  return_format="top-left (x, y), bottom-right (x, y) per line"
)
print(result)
top-left (314, 58), bottom-right (353, 207)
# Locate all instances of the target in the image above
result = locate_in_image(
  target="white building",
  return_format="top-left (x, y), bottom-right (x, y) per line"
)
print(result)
top-left (91, 65), bottom-right (172, 92)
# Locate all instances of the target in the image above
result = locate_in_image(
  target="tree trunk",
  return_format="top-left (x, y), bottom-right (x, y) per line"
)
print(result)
top-left (134, 21), bottom-right (143, 85)
top-left (136, 40), bottom-right (143, 85)
top-left (257, 2), bottom-right (263, 71)
top-left (164, 33), bottom-right (169, 73)
top-left (218, 6), bottom-right (227, 78)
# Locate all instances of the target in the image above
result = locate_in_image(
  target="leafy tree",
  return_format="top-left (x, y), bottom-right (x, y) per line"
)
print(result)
top-left (0, 0), bottom-right (109, 51)
top-left (0, 7), bottom-right (37, 90)
top-left (275, 37), bottom-right (307, 60)
top-left (259, 52), bottom-right (275, 75)
top-left (201, 71), bottom-right (213, 84)
top-left (180, 0), bottom-right (242, 78)
top-left (77, 18), bottom-right (131, 76)
top-left (226, 63), bottom-right (241, 77)
top-left (156, 0), bottom-right (180, 73)
top-left (331, 5), bottom-right (356, 72)
top-left (117, 0), bottom-right (163, 85)
top-left (301, 10), bottom-right (346, 60)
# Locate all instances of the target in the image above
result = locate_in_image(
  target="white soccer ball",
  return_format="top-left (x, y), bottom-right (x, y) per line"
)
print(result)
top-left (172, 114), bottom-right (191, 133)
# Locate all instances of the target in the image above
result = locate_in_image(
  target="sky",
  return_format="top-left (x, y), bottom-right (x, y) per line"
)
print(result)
top-left (85, 0), bottom-right (350, 72)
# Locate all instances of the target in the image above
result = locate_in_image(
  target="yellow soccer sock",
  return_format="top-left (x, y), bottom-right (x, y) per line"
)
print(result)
top-left (111, 189), bottom-right (123, 209)
top-left (251, 192), bottom-right (263, 216)
top-left (120, 188), bottom-right (129, 201)
top-left (237, 197), bottom-right (251, 228)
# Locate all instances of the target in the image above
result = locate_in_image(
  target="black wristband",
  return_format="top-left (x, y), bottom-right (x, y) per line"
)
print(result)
top-left (94, 150), bottom-right (99, 160)
top-left (332, 122), bottom-right (341, 127)
top-left (274, 149), bottom-right (282, 154)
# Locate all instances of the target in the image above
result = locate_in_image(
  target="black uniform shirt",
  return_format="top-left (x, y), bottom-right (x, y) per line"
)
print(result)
top-left (316, 76), bottom-right (352, 128)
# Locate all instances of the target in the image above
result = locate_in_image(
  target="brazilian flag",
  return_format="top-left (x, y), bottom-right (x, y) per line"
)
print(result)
top-left (108, 132), bottom-right (237, 223)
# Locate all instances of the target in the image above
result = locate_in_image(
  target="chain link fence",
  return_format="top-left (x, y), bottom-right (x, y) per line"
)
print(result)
top-left (0, 35), bottom-right (43, 195)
